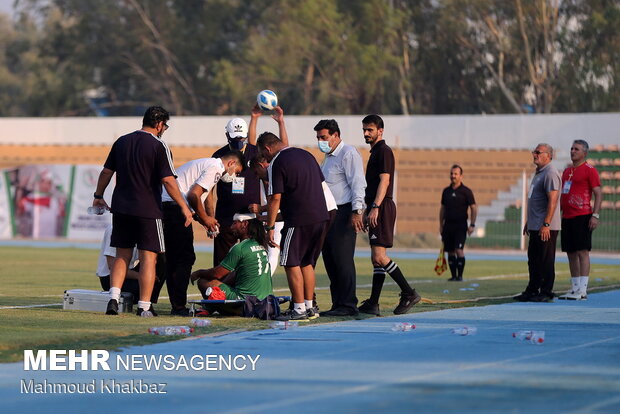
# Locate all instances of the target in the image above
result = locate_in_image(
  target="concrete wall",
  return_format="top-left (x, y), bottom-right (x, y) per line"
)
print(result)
top-left (2, 113), bottom-right (618, 158)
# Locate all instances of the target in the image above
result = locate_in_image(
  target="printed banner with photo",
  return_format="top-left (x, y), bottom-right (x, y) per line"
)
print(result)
top-left (0, 171), bottom-right (12, 238)
top-left (4, 165), bottom-right (72, 239)
top-left (65, 165), bottom-right (114, 240)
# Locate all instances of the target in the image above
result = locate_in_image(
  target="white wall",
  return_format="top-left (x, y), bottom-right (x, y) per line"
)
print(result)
top-left (1, 113), bottom-right (618, 159)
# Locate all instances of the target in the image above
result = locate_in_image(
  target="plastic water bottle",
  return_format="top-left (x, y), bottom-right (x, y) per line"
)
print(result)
top-left (207, 225), bottom-right (220, 238)
top-left (451, 326), bottom-right (477, 336)
top-left (442, 289), bottom-right (450, 294)
top-left (470, 283), bottom-right (480, 287)
top-left (512, 330), bottom-right (545, 344)
top-left (269, 321), bottom-right (298, 330)
top-left (148, 326), bottom-right (194, 336)
top-left (391, 322), bottom-right (416, 332)
top-left (459, 287), bottom-right (475, 291)
top-left (190, 318), bottom-right (211, 327)
top-left (87, 206), bottom-right (105, 215)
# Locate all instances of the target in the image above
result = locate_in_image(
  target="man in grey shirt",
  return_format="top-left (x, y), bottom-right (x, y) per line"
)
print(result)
top-left (514, 143), bottom-right (561, 302)
top-left (314, 119), bottom-right (366, 316)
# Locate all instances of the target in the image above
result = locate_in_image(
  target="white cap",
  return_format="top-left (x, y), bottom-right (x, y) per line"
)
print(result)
top-left (232, 213), bottom-right (257, 222)
top-left (225, 118), bottom-right (248, 139)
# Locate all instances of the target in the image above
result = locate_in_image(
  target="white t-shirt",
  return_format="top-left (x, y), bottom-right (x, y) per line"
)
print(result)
top-left (161, 158), bottom-right (225, 204)
top-left (96, 225), bottom-right (139, 277)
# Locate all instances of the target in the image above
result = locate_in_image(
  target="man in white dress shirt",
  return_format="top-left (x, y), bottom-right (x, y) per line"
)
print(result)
top-left (314, 119), bottom-right (367, 316)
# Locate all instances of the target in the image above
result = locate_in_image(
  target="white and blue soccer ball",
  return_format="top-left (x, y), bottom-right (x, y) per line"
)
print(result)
top-left (257, 89), bottom-right (278, 111)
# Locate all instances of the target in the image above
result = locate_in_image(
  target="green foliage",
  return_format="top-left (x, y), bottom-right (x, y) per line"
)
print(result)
top-left (0, 0), bottom-right (617, 115)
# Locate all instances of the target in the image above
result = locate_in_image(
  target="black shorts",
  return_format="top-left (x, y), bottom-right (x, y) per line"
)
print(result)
top-left (280, 221), bottom-right (328, 267)
top-left (561, 214), bottom-right (592, 253)
top-left (367, 198), bottom-right (396, 248)
top-left (442, 221), bottom-right (468, 252)
top-left (111, 213), bottom-right (165, 253)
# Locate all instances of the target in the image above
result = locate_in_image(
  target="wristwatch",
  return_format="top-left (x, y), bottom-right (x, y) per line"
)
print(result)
top-left (354, 209), bottom-right (363, 215)
top-left (93, 193), bottom-right (103, 199)
top-left (469, 223), bottom-right (475, 227)
top-left (264, 224), bottom-right (275, 231)
top-left (592, 213), bottom-right (600, 219)
top-left (543, 222), bottom-right (550, 227)
top-left (371, 203), bottom-right (380, 209)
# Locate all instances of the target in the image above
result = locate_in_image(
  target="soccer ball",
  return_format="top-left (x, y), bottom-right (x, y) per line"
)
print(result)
top-left (257, 89), bottom-right (278, 111)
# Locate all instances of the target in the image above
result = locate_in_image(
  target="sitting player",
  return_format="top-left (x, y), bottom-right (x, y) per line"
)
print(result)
top-left (96, 223), bottom-right (165, 307)
top-left (190, 213), bottom-right (273, 301)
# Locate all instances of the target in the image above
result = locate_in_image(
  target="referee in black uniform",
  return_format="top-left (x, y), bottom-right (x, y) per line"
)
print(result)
top-left (439, 164), bottom-right (477, 281)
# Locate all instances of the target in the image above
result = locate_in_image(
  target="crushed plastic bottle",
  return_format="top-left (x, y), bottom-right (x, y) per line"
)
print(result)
top-left (470, 283), bottom-right (480, 287)
top-left (442, 289), bottom-right (450, 294)
top-left (451, 326), bottom-right (477, 336)
top-left (391, 322), bottom-right (416, 332)
top-left (512, 330), bottom-right (545, 344)
top-left (148, 326), bottom-right (194, 336)
top-left (190, 318), bottom-right (211, 327)
top-left (459, 287), bottom-right (475, 291)
top-left (269, 321), bottom-right (298, 330)
top-left (87, 206), bottom-right (105, 215)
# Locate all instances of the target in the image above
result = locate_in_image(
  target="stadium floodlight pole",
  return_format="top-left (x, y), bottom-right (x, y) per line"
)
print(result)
top-left (520, 169), bottom-right (527, 250)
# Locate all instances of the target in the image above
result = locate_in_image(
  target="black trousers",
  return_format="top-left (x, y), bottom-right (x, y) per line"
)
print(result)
top-left (526, 230), bottom-right (559, 296)
top-left (163, 203), bottom-right (196, 310)
top-left (322, 204), bottom-right (358, 311)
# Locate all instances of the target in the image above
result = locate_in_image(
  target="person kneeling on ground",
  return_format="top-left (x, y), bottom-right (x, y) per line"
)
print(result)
top-left (190, 213), bottom-right (273, 301)
top-left (96, 224), bottom-right (165, 309)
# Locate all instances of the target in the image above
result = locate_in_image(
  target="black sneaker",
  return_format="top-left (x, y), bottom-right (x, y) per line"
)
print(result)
top-left (276, 309), bottom-right (309, 321)
top-left (105, 299), bottom-right (118, 315)
top-left (447, 277), bottom-right (459, 282)
top-left (530, 293), bottom-right (554, 303)
top-left (393, 290), bottom-right (421, 315)
top-left (322, 307), bottom-right (359, 317)
top-left (513, 292), bottom-right (535, 302)
top-left (170, 307), bottom-right (191, 317)
top-left (306, 306), bottom-right (320, 320)
top-left (358, 299), bottom-right (380, 316)
top-left (136, 305), bottom-right (156, 318)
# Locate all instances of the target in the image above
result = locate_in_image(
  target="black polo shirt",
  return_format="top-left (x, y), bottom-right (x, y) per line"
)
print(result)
top-left (104, 130), bottom-right (176, 219)
top-left (364, 140), bottom-right (395, 205)
top-left (212, 144), bottom-right (261, 227)
top-left (268, 147), bottom-right (328, 226)
top-left (441, 184), bottom-right (476, 223)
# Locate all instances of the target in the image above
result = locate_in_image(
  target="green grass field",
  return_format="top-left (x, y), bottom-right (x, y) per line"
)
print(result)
top-left (1, 246), bottom-right (618, 363)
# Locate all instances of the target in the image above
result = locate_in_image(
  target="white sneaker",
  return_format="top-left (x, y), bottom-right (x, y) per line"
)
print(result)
top-left (558, 290), bottom-right (582, 300)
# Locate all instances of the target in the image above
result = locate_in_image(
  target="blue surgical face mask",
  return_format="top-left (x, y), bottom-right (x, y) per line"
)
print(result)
top-left (318, 140), bottom-right (331, 153)
top-left (228, 137), bottom-right (246, 150)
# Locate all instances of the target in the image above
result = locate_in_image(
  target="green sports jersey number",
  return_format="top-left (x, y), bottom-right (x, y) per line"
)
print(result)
top-left (256, 251), bottom-right (269, 275)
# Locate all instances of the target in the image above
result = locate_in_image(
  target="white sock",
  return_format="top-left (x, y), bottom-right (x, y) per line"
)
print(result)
top-left (293, 303), bottom-right (306, 313)
top-left (109, 287), bottom-right (121, 301)
top-left (570, 277), bottom-right (579, 293)
top-left (304, 300), bottom-right (313, 309)
top-left (579, 276), bottom-right (589, 293)
top-left (138, 300), bottom-right (151, 311)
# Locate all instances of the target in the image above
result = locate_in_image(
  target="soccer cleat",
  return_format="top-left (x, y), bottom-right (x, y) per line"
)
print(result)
top-left (276, 309), bottom-right (309, 321)
top-left (358, 299), bottom-right (380, 316)
top-left (105, 299), bottom-right (118, 315)
top-left (393, 290), bottom-right (421, 314)
top-left (306, 306), bottom-right (320, 320)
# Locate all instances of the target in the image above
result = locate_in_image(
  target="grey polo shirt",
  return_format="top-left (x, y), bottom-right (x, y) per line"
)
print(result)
top-left (527, 162), bottom-right (561, 231)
